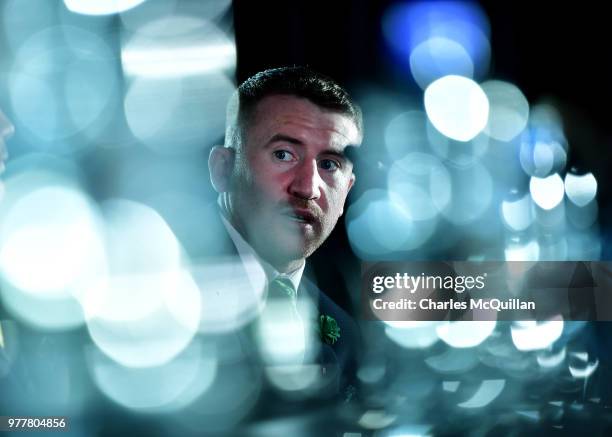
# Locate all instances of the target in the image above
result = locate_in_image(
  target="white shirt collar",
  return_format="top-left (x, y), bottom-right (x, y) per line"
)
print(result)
top-left (218, 204), bottom-right (305, 293)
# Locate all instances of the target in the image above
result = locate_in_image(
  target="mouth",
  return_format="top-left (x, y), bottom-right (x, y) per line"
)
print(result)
top-left (284, 209), bottom-right (317, 226)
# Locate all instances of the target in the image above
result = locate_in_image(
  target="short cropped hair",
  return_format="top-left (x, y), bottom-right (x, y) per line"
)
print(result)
top-left (224, 66), bottom-right (362, 149)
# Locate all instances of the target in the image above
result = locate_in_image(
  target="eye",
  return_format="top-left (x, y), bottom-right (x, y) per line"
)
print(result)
top-left (273, 150), bottom-right (294, 162)
top-left (319, 159), bottom-right (340, 171)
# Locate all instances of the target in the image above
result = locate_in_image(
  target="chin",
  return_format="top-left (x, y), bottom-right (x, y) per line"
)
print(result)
top-left (288, 242), bottom-right (321, 261)
top-left (253, 222), bottom-right (323, 262)
top-left (268, 240), bottom-right (319, 264)
top-left (276, 243), bottom-right (309, 261)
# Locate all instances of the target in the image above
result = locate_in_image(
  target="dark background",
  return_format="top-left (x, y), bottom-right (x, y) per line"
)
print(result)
top-left (234, 0), bottom-right (611, 189)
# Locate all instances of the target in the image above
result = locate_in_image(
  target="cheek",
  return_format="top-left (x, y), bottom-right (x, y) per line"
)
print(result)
top-left (254, 176), bottom-right (283, 201)
top-left (323, 185), bottom-right (350, 218)
top-left (236, 154), bottom-right (267, 191)
top-left (253, 157), bottom-right (294, 196)
top-left (248, 167), bottom-right (288, 203)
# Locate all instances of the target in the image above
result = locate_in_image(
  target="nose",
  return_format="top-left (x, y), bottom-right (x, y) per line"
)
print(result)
top-left (288, 159), bottom-right (322, 200)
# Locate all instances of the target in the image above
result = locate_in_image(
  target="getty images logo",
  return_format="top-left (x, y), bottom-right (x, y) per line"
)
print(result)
top-left (371, 272), bottom-right (487, 294)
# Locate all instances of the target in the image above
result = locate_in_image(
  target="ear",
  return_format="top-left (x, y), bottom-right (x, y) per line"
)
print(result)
top-left (208, 146), bottom-right (235, 193)
top-left (340, 173), bottom-right (356, 216)
top-left (347, 172), bottom-right (356, 192)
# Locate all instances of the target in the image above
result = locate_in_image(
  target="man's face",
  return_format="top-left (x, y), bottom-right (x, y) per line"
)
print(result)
top-left (228, 95), bottom-right (360, 271)
top-left (0, 109), bottom-right (14, 199)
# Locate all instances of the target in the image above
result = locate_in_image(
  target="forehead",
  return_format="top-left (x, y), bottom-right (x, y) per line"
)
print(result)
top-left (245, 95), bottom-right (361, 148)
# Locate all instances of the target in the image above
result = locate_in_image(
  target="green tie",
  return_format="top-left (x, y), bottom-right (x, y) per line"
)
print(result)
top-left (258, 276), bottom-right (305, 364)
top-left (267, 276), bottom-right (297, 303)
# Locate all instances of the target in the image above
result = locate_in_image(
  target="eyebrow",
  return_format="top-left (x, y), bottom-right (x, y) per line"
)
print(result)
top-left (266, 133), bottom-right (356, 163)
top-left (266, 133), bottom-right (304, 146)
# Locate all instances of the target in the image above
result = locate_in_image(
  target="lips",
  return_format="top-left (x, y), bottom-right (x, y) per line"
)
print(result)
top-left (284, 208), bottom-right (318, 225)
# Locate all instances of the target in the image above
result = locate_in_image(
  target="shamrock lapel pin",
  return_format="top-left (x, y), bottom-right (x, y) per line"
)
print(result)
top-left (318, 314), bottom-right (340, 345)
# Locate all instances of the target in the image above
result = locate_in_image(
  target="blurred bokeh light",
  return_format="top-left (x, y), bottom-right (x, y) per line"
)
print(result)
top-left (481, 80), bottom-right (530, 142)
top-left (424, 75), bottom-right (489, 142)
top-left (530, 174), bottom-right (565, 211)
top-left (383, 1), bottom-right (491, 81)
top-left (64, 0), bottom-right (146, 16)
